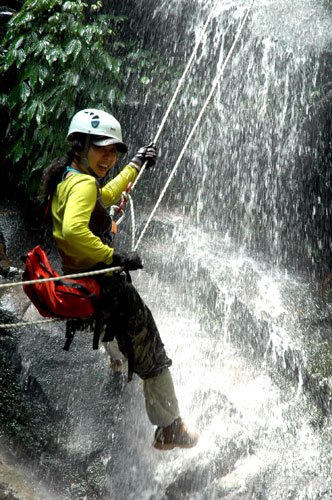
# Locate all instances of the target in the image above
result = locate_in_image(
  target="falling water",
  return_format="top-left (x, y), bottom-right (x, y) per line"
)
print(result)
top-left (126, 0), bottom-right (332, 274)
top-left (115, 0), bottom-right (332, 497)
top-left (1, 0), bottom-right (332, 498)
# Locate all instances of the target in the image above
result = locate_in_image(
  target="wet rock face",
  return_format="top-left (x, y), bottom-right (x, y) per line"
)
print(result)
top-left (0, 326), bottom-right (56, 498)
top-left (0, 230), bottom-right (11, 273)
top-left (0, 452), bottom-right (41, 500)
top-left (0, 323), bottom-right (57, 456)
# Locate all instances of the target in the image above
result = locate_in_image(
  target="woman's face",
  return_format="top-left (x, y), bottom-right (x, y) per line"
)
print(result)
top-left (86, 144), bottom-right (118, 177)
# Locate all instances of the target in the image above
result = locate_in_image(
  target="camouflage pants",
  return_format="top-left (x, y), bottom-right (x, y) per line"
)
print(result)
top-left (97, 273), bottom-right (172, 381)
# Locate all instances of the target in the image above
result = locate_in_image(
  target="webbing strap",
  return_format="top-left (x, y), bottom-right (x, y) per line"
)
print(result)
top-left (93, 311), bottom-right (102, 350)
top-left (63, 327), bottom-right (75, 351)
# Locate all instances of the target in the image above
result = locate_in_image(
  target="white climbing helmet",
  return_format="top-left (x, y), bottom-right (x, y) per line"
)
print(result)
top-left (67, 108), bottom-right (127, 153)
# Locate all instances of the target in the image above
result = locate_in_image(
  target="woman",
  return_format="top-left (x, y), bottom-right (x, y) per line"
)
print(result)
top-left (42, 108), bottom-right (198, 450)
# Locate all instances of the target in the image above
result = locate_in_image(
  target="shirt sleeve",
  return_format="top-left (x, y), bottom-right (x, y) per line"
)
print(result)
top-left (101, 165), bottom-right (138, 207)
top-left (62, 176), bottom-right (115, 265)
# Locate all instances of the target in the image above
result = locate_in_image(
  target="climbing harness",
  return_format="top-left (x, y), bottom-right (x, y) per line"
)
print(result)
top-left (0, 0), bottom-right (254, 330)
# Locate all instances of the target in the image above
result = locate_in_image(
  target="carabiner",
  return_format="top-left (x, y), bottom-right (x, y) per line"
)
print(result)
top-left (118, 182), bottom-right (133, 215)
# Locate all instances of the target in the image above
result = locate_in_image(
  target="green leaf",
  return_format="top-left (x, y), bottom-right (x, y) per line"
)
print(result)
top-left (23, 65), bottom-right (39, 88)
top-left (45, 47), bottom-right (62, 65)
top-left (25, 100), bottom-right (39, 121)
top-left (29, 151), bottom-right (48, 174)
top-left (38, 66), bottom-right (49, 85)
top-left (65, 39), bottom-right (81, 58)
top-left (11, 141), bottom-right (25, 163)
top-left (107, 88), bottom-right (115, 104)
top-left (15, 11), bottom-right (35, 26)
top-left (90, 1), bottom-right (103, 13)
top-left (81, 26), bottom-right (94, 44)
top-left (34, 40), bottom-right (51, 57)
top-left (14, 35), bottom-right (25, 50)
top-left (7, 85), bottom-right (20, 110)
top-left (62, 1), bottom-right (84, 13)
top-left (64, 71), bottom-right (80, 87)
top-left (0, 94), bottom-right (7, 106)
top-left (48, 12), bottom-right (60, 25)
top-left (103, 54), bottom-right (119, 72)
top-left (17, 48), bottom-right (26, 67)
top-left (3, 49), bottom-right (17, 71)
top-left (36, 102), bottom-right (46, 126)
top-left (19, 82), bottom-right (31, 103)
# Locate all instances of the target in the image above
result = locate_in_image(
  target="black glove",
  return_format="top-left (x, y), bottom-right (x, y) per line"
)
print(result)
top-left (112, 251), bottom-right (143, 271)
top-left (130, 142), bottom-right (157, 169)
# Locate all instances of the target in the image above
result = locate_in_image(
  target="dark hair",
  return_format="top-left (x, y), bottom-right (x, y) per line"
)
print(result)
top-left (41, 134), bottom-right (86, 198)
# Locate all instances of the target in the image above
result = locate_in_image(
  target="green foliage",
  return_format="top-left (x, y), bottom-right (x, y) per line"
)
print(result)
top-left (0, 0), bottom-right (129, 198)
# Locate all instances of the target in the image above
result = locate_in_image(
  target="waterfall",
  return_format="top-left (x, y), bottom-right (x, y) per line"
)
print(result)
top-left (1, 0), bottom-right (332, 498)
top-left (120, 0), bottom-right (332, 275)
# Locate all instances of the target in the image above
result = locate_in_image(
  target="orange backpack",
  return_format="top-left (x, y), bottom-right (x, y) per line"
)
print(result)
top-left (22, 245), bottom-right (100, 320)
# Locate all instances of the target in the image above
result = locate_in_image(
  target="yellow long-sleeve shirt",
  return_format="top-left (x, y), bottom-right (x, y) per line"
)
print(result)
top-left (52, 165), bottom-right (138, 273)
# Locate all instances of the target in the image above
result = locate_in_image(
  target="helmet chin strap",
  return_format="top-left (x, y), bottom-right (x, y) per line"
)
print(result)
top-left (80, 134), bottom-right (97, 177)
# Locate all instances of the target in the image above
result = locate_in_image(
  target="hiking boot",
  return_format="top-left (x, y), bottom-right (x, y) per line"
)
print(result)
top-left (153, 417), bottom-right (199, 450)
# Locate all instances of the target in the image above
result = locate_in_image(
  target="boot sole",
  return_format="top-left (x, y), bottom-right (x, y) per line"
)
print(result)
top-left (153, 441), bottom-right (197, 450)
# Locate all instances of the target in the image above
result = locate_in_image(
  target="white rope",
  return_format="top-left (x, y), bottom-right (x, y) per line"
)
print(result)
top-left (0, 318), bottom-right (63, 329)
top-left (128, 194), bottom-right (136, 251)
top-left (0, 265), bottom-right (124, 290)
top-left (134, 0), bottom-right (255, 250)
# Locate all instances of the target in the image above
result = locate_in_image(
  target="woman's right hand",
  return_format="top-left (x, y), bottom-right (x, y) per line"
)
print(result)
top-left (130, 142), bottom-right (157, 169)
